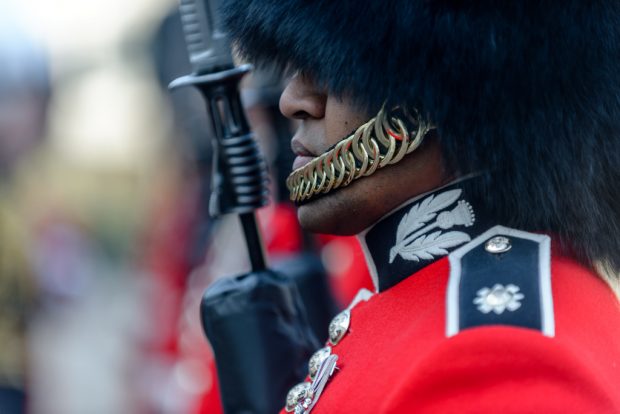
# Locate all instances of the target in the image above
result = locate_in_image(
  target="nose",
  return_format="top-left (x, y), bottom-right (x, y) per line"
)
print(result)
top-left (279, 73), bottom-right (327, 121)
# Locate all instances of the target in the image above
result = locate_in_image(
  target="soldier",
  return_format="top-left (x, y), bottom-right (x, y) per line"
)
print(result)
top-left (219, 1), bottom-right (620, 412)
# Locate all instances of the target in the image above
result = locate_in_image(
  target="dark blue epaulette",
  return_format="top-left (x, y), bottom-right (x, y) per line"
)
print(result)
top-left (446, 225), bottom-right (555, 337)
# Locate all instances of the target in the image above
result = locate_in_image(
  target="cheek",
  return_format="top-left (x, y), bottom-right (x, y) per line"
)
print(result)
top-left (323, 98), bottom-right (371, 147)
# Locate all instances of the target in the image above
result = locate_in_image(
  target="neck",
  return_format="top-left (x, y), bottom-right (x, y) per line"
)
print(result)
top-left (357, 175), bottom-right (494, 292)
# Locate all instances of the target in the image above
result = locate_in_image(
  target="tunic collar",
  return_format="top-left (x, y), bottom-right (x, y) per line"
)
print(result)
top-left (357, 176), bottom-right (493, 292)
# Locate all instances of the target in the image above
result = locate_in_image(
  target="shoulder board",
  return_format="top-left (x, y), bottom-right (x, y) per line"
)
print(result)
top-left (446, 225), bottom-right (555, 337)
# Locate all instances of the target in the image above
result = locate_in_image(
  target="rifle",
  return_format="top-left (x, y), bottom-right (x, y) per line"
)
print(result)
top-left (169, 0), bottom-right (322, 412)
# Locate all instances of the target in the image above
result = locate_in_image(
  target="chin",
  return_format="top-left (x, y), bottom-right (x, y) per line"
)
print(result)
top-left (296, 188), bottom-right (376, 235)
top-left (292, 139), bottom-right (447, 235)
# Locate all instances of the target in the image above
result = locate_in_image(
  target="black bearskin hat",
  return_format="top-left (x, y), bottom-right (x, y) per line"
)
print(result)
top-left (221, 0), bottom-right (620, 276)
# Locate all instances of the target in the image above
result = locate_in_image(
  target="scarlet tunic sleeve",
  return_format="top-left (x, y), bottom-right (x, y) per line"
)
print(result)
top-left (380, 326), bottom-right (620, 414)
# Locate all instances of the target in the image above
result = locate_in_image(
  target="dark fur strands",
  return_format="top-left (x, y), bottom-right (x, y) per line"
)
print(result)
top-left (221, 0), bottom-right (620, 276)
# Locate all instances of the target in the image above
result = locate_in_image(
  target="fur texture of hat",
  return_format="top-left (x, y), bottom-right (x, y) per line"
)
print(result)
top-left (221, 0), bottom-right (620, 274)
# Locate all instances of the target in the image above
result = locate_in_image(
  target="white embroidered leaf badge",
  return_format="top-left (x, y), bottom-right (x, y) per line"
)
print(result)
top-left (390, 189), bottom-right (475, 263)
top-left (395, 189), bottom-right (463, 242)
top-left (398, 231), bottom-right (471, 262)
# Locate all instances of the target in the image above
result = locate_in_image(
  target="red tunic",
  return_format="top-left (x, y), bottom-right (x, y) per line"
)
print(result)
top-left (281, 252), bottom-right (620, 413)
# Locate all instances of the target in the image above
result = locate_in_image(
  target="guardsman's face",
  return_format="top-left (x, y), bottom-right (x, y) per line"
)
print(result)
top-left (279, 73), bottom-right (448, 235)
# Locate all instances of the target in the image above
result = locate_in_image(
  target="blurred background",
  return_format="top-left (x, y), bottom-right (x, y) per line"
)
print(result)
top-left (0, 1), bottom-right (373, 413)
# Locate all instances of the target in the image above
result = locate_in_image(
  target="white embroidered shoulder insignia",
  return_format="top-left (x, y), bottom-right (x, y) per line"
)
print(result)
top-left (446, 225), bottom-right (555, 337)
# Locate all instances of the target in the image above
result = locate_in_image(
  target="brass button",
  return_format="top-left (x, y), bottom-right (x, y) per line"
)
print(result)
top-left (485, 236), bottom-right (512, 254)
top-left (308, 347), bottom-right (332, 380)
top-left (328, 310), bottom-right (351, 345)
top-left (285, 382), bottom-right (314, 413)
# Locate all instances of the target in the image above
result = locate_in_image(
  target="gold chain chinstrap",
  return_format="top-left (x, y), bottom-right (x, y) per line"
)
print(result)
top-left (286, 107), bottom-right (435, 204)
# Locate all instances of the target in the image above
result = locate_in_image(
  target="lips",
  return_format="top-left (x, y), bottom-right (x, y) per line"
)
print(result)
top-left (291, 136), bottom-right (317, 170)
top-left (292, 155), bottom-right (315, 170)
